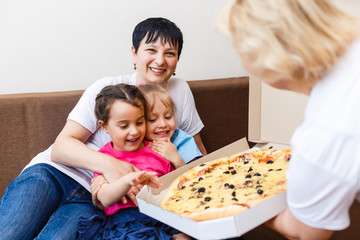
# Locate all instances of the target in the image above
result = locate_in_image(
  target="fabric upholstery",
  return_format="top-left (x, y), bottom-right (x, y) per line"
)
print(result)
top-left (0, 90), bottom-right (83, 195)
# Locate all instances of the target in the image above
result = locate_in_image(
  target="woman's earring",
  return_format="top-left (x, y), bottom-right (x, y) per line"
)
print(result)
top-left (134, 64), bottom-right (137, 70)
top-left (173, 71), bottom-right (176, 76)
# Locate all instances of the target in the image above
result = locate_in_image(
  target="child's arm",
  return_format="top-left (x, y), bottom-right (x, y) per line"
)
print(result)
top-left (95, 171), bottom-right (162, 207)
top-left (149, 139), bottom-right (185, 168)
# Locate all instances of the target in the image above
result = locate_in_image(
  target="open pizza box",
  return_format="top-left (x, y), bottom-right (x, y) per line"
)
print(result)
top-left (138, 138), bottom-right (290, 239)
top-left (137, 77), bottom-right (309, 239)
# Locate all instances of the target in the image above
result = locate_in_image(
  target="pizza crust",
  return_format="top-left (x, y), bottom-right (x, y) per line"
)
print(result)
top-left (160, 174), bottom-right (182, 207)
top-left (181, 204), bottom-right (249, 221)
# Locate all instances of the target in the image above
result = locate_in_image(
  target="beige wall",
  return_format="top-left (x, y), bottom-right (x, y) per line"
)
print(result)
top-left (1, 0), bottom-right (359, 96)
top-left (0, 0), bottom-right (245, 94)
top-left (334, 0), bottom-right (360, 17)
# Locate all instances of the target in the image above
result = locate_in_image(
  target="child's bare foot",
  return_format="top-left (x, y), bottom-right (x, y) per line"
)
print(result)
top-left (172, 232), bottom-right (192, 240)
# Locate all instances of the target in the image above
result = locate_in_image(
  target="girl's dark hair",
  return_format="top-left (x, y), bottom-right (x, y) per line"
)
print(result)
top-left (95, 84), bottom-right (147, 125)
top-left (132, 17), bottom-right (183, 60)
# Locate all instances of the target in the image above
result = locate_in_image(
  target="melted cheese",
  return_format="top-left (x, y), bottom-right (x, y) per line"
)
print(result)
top-left (162, 149), bottom-right (290, 217)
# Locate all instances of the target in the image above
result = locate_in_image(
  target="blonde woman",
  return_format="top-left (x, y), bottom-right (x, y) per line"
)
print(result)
top-left (218, 0), bottom-right (360, 239)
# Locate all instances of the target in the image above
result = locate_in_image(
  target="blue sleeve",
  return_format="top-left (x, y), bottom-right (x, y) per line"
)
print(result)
top-left (171, 128), bottom-right (203, 164)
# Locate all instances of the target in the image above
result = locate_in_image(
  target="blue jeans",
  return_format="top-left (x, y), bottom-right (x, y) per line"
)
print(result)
top-left (0, 164), bottom-right (100, 240)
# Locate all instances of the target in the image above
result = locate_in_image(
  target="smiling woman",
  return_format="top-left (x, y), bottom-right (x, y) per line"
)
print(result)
top-left (0, 17), bottom-right (206, 240)
top-left (132, 38), bottom-right (179, 85)
top-left (131, 18), bottom-right (182, 85)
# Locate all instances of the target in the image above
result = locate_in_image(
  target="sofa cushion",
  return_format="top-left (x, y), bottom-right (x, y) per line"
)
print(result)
top-left (0, 90), bottom-right (83, 194)
top-left (188, 77), bottom-right (250, 153)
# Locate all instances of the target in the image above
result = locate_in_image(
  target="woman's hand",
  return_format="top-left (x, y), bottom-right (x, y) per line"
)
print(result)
top-left (91, 175), bottom-right (107, 210)
top-left (266, 208), bottom-right (334, 239)
top-left (102, 158), bottom-right (140, 183)
top-left (149, 139), bottom-right (185, 168)
top-left (125, 184), bottom-right (143, 206)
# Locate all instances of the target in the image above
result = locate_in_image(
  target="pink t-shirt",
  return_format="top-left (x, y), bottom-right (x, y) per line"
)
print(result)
top-left (95, 141), bottom-right (174, 215)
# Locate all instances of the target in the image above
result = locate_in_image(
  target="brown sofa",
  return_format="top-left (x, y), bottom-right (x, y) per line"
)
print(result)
top-left (0, 77), bottom-right (358, 239)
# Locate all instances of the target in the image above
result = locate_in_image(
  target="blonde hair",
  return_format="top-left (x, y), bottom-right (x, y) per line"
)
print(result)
top-left (138, 84), bottom-right (176, 117)
top-left (217, 0), bottom-right (359, 86)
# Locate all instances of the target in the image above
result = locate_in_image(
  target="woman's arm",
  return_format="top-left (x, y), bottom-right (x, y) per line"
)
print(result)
top-left (193, 133), bottom-right (207, 155)
top-left (266, 208), bottom-right (334, 240)
top-left (51, 120), bottom-right (139, 182)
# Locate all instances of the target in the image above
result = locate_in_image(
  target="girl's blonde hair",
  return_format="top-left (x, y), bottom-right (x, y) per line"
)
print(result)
top-left (217, 0), bottom-right (359, 87)
top-left (138, 84), bottom-right (176, 117)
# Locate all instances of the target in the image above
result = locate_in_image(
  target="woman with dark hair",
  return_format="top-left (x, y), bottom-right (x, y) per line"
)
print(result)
top-left (0, 17), bottom-right (206, 240)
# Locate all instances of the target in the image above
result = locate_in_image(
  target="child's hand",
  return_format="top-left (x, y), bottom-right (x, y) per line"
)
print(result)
top-left (129, 171), bottom-right (163, 189)
top-left (149, 139), bottom-right (178, 160)
top-left (149, 139), bottom-right (185, 168)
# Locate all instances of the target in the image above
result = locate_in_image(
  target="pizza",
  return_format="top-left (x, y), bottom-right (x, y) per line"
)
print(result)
top-left (160, 148), bottom-right (291, 221)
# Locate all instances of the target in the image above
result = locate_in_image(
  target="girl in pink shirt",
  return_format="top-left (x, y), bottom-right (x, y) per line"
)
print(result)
top-left (77, 83), bottom-right (190, 240)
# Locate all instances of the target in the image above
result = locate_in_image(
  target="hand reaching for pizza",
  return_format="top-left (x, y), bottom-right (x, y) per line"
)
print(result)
top-left (149, 139), bottom-right (185, 168)
top-left (128, 171), bottom-right (163, 188)
top-left (92, 171), bottom-right (163, 208)
top-left (125, 171), bottom-right (163, 206)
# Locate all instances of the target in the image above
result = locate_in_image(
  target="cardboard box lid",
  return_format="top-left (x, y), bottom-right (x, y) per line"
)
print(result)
top-left (249, 76), bottom-right (309, 145)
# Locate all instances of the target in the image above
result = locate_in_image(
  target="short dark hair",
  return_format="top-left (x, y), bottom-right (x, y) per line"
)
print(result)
top-left (95, 84), bottom-right (147, 125)
top-left (132, 17), bottom-right (183, 60)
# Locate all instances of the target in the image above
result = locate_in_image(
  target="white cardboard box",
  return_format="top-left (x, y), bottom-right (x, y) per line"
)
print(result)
top-left (249, 76), bottom-right (308, 144)
top-left (137, 138), bottom-right (290, 239)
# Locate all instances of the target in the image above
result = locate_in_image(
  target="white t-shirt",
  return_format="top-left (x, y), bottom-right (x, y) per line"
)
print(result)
top-left (25, 73), bottom-right (204, 192)
top-left (287, 40), bottom-right (360, 230)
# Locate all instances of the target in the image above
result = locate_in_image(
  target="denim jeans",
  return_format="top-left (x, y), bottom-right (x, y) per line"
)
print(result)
top-left (0, 164), bottom-right (100, 240)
